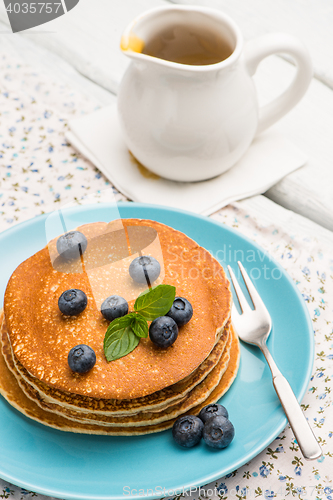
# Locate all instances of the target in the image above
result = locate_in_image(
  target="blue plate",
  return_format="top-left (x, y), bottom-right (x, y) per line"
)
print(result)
top-left (0, 203), bottom-right (314, 500)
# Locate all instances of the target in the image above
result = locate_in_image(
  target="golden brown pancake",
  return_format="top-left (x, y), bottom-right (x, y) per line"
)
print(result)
top-left (0, 218), bottom-right (238, 436)
top-left (0, 307), bottom-right (240, 435)
top-left (4, 219), bottom-right (232, 400)
top-left (2, 320), bottom-right (232, 427)
top-left (5, 319), bottom-right (231, 416)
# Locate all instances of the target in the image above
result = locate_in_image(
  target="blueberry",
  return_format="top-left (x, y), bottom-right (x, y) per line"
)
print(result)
top-left (129, 256), bottom-right (161, 285)
top-left (172, 415), bottom-right (204, 448)
top-left (167, 297), bottom-right (193, 327)
top-left (203, 416), bottom-right (235, 449)
top-left (56, 231), bottom-right (88, 261)
top-left (149, 316), bottom-right (178, 348)
top-left (199, 404), bottom-right (229, 424)
top-left (101, 295), bottom-right (128, 321)
top-left (68, 344), bottom-right (96, 374)
top-left (58, 289), bottom-right (87, 316)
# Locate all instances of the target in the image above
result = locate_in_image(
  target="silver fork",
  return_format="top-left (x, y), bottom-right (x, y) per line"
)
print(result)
top-left (228, 261), bottom-right (322, 461)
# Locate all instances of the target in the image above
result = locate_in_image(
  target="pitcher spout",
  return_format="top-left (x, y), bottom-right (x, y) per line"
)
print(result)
top-left (120, 32), bottom-right (145, 58)
top-left (120, 7), bottom-right (162, 64)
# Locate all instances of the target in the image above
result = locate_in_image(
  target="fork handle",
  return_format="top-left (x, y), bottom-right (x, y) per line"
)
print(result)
top-left (260, 344), bottom-right (322, 460)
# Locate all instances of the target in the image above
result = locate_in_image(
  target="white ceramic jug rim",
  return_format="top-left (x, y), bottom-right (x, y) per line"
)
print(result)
top-left (121, 4), bottom-right (244, 72)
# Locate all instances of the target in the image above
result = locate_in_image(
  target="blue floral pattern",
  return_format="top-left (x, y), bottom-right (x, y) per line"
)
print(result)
top-left (0, 51), bottom-right (332, 500)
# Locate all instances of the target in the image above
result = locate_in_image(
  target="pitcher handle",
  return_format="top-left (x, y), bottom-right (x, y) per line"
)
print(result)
top-left (244, 33), bottom-right (313, 135)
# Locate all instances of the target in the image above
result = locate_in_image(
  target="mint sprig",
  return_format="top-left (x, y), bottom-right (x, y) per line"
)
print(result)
top-left (103, 284), bottom-right (176, 361)
top-left (103, 314), bottom-right (139, 362)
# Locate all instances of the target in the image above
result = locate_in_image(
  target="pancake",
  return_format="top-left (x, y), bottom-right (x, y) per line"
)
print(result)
top-left (0, 309), bottom-right (240, 435)
top-left (5, 318), bottom-right (231, 416)
top-left (4, 219), bottom-right (232, 400)
top-left (2, 318), bottom-right (232, 427)
top-left (1, 218), bottom-right (238, 436)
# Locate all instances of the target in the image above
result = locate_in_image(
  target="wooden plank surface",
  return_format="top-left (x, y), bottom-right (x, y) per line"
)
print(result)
top-left (0, 0), bottom-right (332, 230)
top-left (0, 0), bottom-right (167, 93)
top-left (250, 57), bottom-right (333, 231)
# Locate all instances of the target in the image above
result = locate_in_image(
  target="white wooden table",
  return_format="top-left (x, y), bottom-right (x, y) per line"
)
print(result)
top-left (0, 0), bottom-right (332, 241)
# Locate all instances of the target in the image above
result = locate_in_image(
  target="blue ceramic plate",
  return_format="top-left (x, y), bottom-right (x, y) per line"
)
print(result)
top-left (0, 203), bottom-right (314, 500)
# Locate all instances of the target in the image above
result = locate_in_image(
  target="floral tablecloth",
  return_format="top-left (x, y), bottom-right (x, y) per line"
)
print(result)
top-left (0, 50), bottom-right (332, 500)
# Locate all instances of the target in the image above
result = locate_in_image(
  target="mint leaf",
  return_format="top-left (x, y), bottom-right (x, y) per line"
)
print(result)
top-left (104, 315), bottom-right (139, 361)
top-left (103, 284), bottom-right (177, 361)
top-left (134, 284), bottom-right (176, 321)
top-left (132, 314), bottom-right (149, 338)
top-left (104, 314), bottom-right (135, 343)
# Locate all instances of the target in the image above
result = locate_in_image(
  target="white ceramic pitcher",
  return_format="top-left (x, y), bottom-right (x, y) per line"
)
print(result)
top-left (117, 5), bottom-right (313, 182)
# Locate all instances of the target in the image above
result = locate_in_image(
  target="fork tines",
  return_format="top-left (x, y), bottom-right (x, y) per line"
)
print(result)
top-left (227, 261), bottom-right (266, 314)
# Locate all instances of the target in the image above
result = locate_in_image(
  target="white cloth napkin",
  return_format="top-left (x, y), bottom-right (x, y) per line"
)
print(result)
top-left (66, 103), bottom-right (307, 215)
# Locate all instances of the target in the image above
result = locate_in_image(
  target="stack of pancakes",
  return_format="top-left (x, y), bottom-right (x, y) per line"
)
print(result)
top-left (0, 219), bottom-right (239, 435)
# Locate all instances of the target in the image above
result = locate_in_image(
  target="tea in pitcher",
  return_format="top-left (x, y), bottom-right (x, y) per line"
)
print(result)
top-left (142, 24), bottom-right (233, 65)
